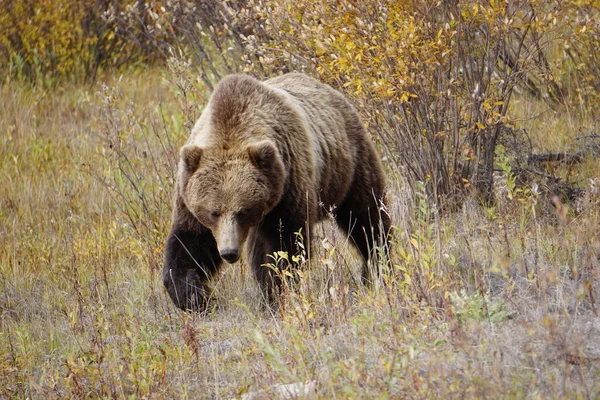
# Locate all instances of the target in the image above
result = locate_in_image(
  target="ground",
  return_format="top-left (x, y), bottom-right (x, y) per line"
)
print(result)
top-left (0, 69), bottom-right (599, 398)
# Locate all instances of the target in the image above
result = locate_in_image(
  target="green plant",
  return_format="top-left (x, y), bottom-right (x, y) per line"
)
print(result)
top-left (450, 289), bottom-right (513, 324)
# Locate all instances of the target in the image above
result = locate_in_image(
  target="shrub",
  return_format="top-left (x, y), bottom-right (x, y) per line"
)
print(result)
top-left (243, 0), bottom-right (600, 208)
top-left (0, 0), bottom-right (177, 84)
top-left (4, 0), bottom-right (598, 208)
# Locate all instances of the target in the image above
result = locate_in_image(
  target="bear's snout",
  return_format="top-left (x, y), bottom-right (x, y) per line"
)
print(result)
top-left (215, 215), bottom-right (246, 264)
top-left (220, 249), bottom-right (240, 264)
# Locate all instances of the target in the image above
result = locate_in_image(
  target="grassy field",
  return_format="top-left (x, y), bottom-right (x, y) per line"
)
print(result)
top-left (1, 68), bottom-right (599, 399)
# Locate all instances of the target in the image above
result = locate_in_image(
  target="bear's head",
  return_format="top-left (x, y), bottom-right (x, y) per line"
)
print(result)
top-left (179, 140), bottom-right (286, 263)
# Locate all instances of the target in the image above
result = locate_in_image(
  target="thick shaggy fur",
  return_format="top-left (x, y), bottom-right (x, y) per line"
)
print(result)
top-left (163, 73), bottom-right (390, 310)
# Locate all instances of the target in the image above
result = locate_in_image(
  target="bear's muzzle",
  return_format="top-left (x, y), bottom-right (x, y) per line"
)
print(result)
top-left (216, 215), bottom-right (245, 264)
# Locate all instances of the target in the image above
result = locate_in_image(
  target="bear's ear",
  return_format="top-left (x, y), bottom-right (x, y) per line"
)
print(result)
top-left (180, 145), bottom-right (203, 172)
top-left (248, 140), bottom-right (278, 170)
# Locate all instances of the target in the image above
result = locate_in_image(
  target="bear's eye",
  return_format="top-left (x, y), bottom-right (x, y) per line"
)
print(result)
top-left (236, 208), bottom-right (249, 218)
top-left (210, 210), bottom-right (221, 219)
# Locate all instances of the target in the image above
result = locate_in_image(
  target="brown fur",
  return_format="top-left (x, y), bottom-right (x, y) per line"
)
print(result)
top-left (163, 73), bottom-right (390, 310)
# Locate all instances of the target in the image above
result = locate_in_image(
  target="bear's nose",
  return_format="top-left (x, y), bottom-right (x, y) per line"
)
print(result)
top-left (220, 249), bottom-right (240, 264)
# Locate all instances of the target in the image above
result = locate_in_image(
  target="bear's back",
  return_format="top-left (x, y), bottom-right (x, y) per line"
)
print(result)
top-left (266, 74), bottom-right (362, 210)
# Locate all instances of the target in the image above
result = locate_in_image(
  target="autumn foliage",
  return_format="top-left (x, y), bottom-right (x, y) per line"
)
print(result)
top-left (245, 0), bottom-right (600, 207)
top-left (2, 0), bottom-right (599, 207)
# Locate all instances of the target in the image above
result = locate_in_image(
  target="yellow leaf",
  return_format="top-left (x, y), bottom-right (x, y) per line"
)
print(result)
top-left (410, 238), bottom-right (419, 250)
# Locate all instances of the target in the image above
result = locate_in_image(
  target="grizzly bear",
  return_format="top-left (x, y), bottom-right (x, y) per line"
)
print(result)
top-left (163, 73), bottom-right (390, 311)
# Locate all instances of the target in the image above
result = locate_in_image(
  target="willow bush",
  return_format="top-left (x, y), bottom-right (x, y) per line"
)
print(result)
top-left (3, 0), bottom-right (598, 208)
top-left (242, 0), bottom-right (600, 208)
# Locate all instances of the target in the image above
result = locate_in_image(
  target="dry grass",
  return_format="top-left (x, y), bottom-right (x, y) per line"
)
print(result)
top-left (1, 69), bottom-right (599, 399)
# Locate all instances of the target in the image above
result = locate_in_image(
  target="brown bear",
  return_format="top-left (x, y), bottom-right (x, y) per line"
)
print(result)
top-left (163, 73), bottom-right (390, 311)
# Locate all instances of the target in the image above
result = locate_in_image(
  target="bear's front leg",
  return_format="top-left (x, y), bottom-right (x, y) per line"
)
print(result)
top-left (163, 225), bottom-right (222, 311)
top-left (246, 219), bottom-right (305, 307)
